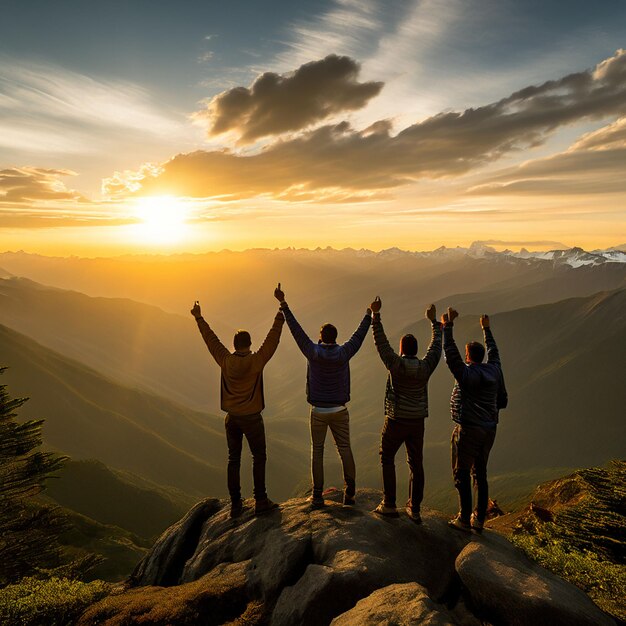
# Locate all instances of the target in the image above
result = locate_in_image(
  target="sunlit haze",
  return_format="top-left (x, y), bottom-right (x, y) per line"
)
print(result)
top-left (1, 1), bottom-right (625, 256)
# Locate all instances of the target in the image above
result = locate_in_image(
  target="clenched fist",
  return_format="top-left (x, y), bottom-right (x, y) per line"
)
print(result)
top-left (191, 301), bottom-right (202, 319)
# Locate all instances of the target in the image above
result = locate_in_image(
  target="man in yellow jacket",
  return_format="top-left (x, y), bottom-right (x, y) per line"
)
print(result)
top-left (191, 298), bottom-right (284, 518)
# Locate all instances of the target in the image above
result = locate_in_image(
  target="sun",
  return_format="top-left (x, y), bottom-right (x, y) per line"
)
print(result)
top-left (133, 195), bottom-right (189, 244)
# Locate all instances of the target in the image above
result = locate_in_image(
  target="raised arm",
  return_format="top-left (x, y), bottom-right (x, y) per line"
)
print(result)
top-left (274, 283), bottom-right (316, 360)
top-left (191, 301), bottom-right (230, 367)
top-left (420, 305), bottom-right (442, 376)
top-left (370, 297), bottom-right (402, 371)
top-left (442, 308), bottom-right (467, 384)
top-left (341, 309), bottom-right (372, 360)
top-left (256, 310), bottom-right (285, 364)
top-left (480, 315), bottom-right (501, 366)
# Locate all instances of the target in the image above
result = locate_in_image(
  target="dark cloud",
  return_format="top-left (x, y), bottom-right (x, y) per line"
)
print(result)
top-left (194, 54), bottom-right (383, 144)
top-left (109, 50), bottom-right (626, 200)
top-left (468, 116), bottom-right (626, 196)
top-left (0, 167), bottom-right (87, 203)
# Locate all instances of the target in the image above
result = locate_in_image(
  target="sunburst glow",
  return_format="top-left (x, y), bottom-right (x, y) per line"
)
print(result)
top-left (133, 195), bottom-right (189, 244)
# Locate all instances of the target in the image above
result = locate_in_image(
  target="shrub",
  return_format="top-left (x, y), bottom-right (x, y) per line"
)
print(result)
top-left (0, 576), bottom-right (111, 626)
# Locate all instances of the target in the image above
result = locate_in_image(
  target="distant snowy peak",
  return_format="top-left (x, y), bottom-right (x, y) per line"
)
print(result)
top-left (509, 246), bottom-right (626, 267)
top-left (366, 244), bottom-right (625, 266)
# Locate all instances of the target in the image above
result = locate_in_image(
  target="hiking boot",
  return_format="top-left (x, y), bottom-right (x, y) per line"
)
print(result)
top-left (343, 493), bottom-right (356, 506)
top-left (308, 495), bottom-right (326, 508)
top-left (470, 513), bottom-right (484, 534)
top-left (405, 507), bottom-right (422, 524)
top-left (254, 498), bottom-right (279, 516)
top-left (447, 514), bottom-right (471, 533)
top-left (373, 502), bottom-right (400, 518)
top-left (230, 499), bottom-right (244, 519)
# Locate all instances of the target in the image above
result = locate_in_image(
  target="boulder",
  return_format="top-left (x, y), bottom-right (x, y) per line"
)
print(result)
top-left (80, 491), bottom-right (613, 625)
top-left (130, 498), bottom-right (222, 587)
top-left (455, 532), bottom-right (615, 626)
top-left (133, 489), bottom-right (467, 606)
top-left (330, 582), bottom-right (459, 625)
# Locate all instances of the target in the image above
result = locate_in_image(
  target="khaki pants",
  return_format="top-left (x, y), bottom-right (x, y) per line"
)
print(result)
top-left (310, 407), bottom-right (356, 498)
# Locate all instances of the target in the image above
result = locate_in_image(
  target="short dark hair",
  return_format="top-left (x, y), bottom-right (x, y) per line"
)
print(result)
top-left (233, 330), bottom-right (252, 350)
top-left (400, 334), bottom-right (418, 357)
top-left (320, 323), bottom-right (338, 344)
top-left (466, 341), bottom-right (485, 363)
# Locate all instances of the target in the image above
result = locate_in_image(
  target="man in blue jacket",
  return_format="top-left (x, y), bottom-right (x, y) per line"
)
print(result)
top-left (443, 308), bottom-right (507, 533)
top-left (274, 283), bottom-right (371, 507)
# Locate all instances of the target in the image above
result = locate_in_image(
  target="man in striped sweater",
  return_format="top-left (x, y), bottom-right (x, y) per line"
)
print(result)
top-left (370, 296), bottom-right (442, 523)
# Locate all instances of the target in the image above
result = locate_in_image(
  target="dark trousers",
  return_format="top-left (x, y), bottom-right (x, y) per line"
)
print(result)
top-left (310, 408), bottom-right (356, 498)
top-left (379, 417), bottom-right (425, 511)
top-left (225, 412), bottom-right (267, 502)
top-left (451, 424), bottom-right (496, 523)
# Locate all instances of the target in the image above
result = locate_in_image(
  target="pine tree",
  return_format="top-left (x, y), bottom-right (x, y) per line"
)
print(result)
top-left (0, 367), bottom-right (68, 585)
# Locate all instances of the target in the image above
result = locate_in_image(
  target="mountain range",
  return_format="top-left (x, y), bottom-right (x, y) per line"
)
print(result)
top-left (0, 245), bottom-right (624, 579)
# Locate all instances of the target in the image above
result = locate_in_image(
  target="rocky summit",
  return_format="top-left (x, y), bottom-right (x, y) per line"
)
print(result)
top-left (78, 489), bottom-right (615, 625)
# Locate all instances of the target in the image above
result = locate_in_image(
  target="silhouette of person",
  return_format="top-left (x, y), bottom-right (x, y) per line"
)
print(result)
top-left (274, 283), bottom-right (371, 507)
top-left (191, 298), bottom-right (284, 518)
top-left (442, 309), bottom-right (507, 533)
top-left (370, 296), bottom-right (442, 523)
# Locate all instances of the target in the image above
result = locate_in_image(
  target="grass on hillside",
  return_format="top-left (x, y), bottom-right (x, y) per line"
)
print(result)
top-left (0, 577), bottom-right (111, 626)
top-left (510, 461), bottom-right (626, 621)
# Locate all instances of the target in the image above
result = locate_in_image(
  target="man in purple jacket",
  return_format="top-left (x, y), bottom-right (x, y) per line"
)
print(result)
top-left (274, 283), bottom-right (371, 507)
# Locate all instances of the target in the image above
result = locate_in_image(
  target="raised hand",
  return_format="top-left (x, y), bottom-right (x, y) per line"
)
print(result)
top-left (480, 314), bottom-right (490, 329)
top-left (426, 304), bottom-right (436, 321)
top-left (274, 282), bottom-right (285, 303)
top-left (448, 307), bottom-right (459, 322)
top-left (191, 301), bottom-right (202, 319)
top-left (370, 296), bottom-right (382, 313)
top-left (441, 312), bottom-right (449, 324)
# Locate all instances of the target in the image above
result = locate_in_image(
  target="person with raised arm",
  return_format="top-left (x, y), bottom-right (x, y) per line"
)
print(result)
top-left (274, 283), bottom-right (371, 507)
top-left (370, 296), bottom-right (442, 523)
top-left (190, 297), bottom-right (284, 518)
top-left (442, 308), bottom-right (507, 533)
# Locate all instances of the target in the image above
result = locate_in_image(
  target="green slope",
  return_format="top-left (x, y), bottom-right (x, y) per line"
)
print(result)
top-left (0, 323), bottom-right (308, 500)
top-left (54, 507), bottom-right (149, 582)
top-left (489, 461), bottom-right (626, 622)
top-left (45, 460), bottom-right (196, 540)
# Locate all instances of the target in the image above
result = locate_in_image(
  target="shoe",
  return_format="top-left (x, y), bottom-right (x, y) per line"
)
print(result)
top-left (254, 498), bottom-right (279, 516)
top-left (470, 513), bottom-right (484, 534)
top-left (405, 507), bottom-right (422, 524)
top-left (343, 494), bottom-right (356, 506)
top-left (309, 495), bottom-right (326, 508)
top-left (230, 499), bottom-right (244, 519)
top-left (448, 514), bottom-right (471, 533)
top-left (373, 502), bottom-right (400, 518)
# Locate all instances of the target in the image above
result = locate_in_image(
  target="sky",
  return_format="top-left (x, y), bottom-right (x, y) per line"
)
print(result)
top-left (1, 0), bottom-right (625, 255)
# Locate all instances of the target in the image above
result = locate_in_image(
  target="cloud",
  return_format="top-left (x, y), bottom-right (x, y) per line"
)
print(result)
top-left (0, 167), bottom-right (142, 228)
top-left (193, 55), bottom-right (383, 143)
top-left (468, 116), bottom-right (626, 196)
top-left (0, 167), bottom-right (88, 204)
top-left (273, 0), bottom-right (383, 70)
top-left (0, 58), bottom-right (185, 156)
top-left (108, 50), bottom-right (626, 201)
top-left (0, 167), bottom-right (144, 228)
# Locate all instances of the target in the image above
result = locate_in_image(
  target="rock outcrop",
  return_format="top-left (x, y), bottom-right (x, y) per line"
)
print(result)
top-left (78, 489), bottom-right (615, 625)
